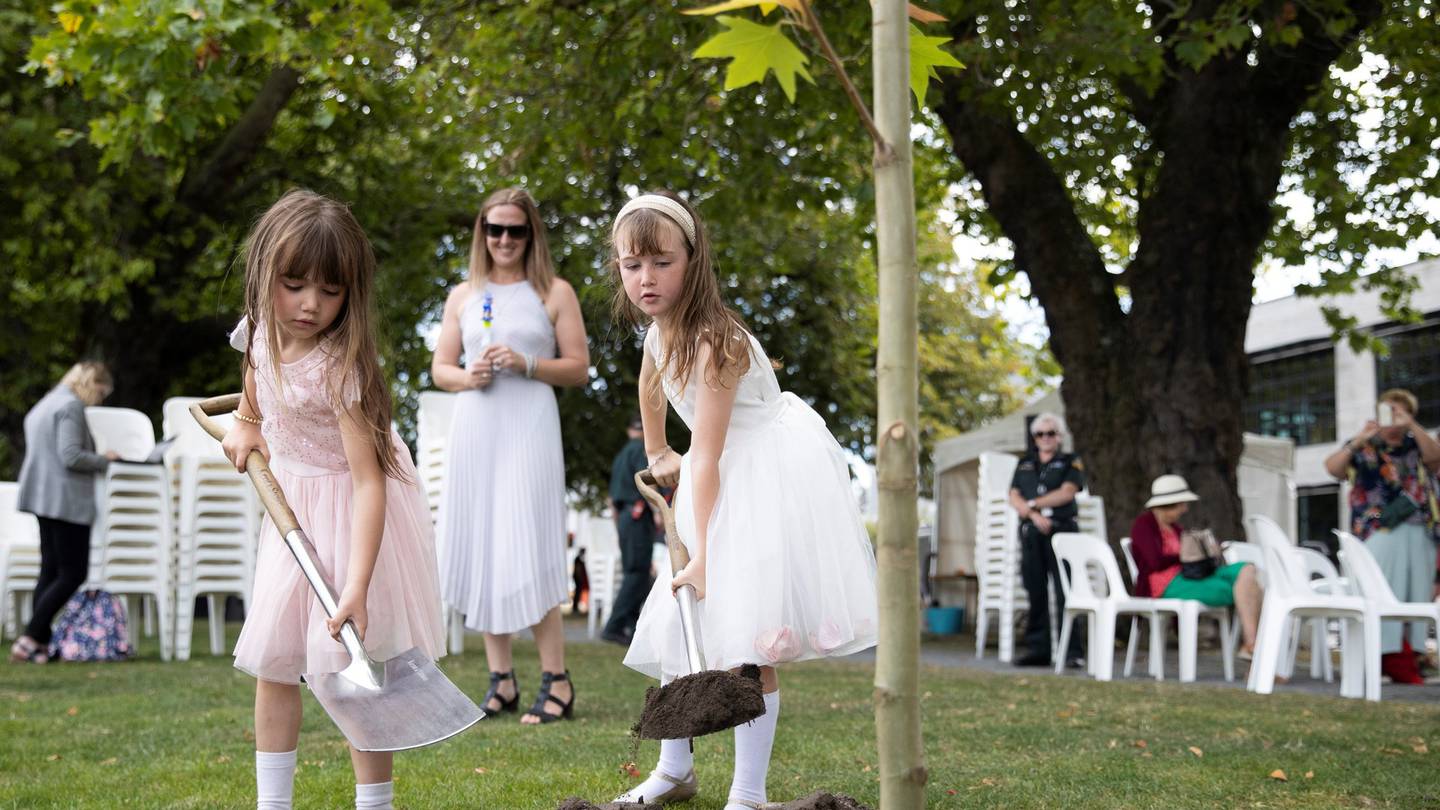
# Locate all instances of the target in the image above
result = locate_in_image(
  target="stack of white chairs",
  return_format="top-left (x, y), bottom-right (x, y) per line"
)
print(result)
top-left (1118, 537), bottom-right (1239, 682)
top-left (1247, 534), bottom-right (1375, 700)
top-left (163, 397), bottom-right (257, 660)
top-left (1, 482), bottom-right (42, 640)
top-left (416, 391), bottom-right (464, 653)
top-left (1336, 530), bottom-right (1440, 700)
top-left (86, 406), bottom-right (175, 661)
top-left (1052, 532), bottom-right (1161, 681)
top-left (577, 511), bottom-right (623, 638)
top-left (974, 452), bottom-right (1027, 662)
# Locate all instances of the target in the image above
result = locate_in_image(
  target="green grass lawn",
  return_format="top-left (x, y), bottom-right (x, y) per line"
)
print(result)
top-left (3, 625), bottom-right (1438, 809)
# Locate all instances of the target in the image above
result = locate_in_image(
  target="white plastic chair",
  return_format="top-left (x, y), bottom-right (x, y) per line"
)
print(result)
top-left (87, 406), bottom-right (175, 660)
top-left (577, 512), bottom-right (623, 638)
top-left (1051, 532), bottom-right (1160, 681)
top-left (1118, 538), bottom-right (1238, 681)
top-left (974, 453), bottom-right (1028, 662)
top-left (1247, 515), bottom-right (1338, 683)
top-left (417, 391), bottom-right (464, 653)
top-left (1337, 530), bottom-right (1440, 698)
top-left (1, 482), bottom-right (43, 640)
top-left (1246, 542), bottom-right (1376, 700)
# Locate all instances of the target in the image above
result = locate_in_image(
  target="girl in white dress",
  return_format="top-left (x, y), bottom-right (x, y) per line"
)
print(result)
top-left (430, 188), bottom-right (591, 724)
top-left (612, 192), bottom-right (878, 809)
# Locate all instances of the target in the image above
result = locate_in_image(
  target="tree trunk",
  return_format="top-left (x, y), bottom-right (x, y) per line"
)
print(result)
top-left (933, 2), bottom-right (1383, 548)
top-left (871, 1), bottom-right (926, 807)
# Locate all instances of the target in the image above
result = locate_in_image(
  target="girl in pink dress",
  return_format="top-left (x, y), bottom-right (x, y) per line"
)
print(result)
top-left (222, 189), bottom-right (444, 810)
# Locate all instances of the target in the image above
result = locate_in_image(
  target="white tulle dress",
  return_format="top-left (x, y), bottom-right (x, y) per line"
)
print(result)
top-left (622, 325), bottom-right (878, 680)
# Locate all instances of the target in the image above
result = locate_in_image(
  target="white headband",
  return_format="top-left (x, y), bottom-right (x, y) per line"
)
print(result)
top-left (614, 194), bottom-right (697, 246)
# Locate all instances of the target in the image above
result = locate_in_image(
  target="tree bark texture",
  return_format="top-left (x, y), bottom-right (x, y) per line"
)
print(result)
top-left (871, 1), bottom-right (926, 807)
top-left (933, 1), bottom-right (1383, 545)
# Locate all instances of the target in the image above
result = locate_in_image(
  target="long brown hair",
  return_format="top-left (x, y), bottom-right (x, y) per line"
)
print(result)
top-left (238, 189), bottom-right (404, 480)
top-left (468, 187), bottom-right (555, 295)
top-left (610, 191), bottom-right (749, 406)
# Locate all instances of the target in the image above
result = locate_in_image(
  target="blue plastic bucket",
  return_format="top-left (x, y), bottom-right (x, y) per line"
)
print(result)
top-left (925, 606), bottom-right (964, 635)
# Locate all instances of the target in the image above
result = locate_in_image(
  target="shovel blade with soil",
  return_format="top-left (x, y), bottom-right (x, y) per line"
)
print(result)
top-left (631, 471), bottom-right (764, 739)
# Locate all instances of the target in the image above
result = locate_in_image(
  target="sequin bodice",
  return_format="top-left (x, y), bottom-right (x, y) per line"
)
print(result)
top-left (246, 322), bottom-right (358, 472)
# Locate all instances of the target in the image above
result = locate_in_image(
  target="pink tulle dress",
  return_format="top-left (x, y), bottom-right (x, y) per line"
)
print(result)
top-left (230, 321), bottom-right (445, 684)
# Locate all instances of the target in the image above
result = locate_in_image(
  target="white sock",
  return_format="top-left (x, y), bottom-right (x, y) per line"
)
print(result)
top-left (727, 690), bottom-right (780, 808)
top-left (355, 780), bottom-right (394, 810)
top-left (256, 749), bottom-right (296, 810)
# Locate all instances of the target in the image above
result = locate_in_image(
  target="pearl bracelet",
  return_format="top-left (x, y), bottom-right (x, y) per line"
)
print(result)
top-left (233, 410), bottom-right (263, 425)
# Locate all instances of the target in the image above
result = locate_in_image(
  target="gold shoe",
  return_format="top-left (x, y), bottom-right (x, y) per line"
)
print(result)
top-left (615, 768), bottom-right (699, 805)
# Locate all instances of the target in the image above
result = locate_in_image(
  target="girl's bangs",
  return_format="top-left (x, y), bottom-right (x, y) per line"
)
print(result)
top-left (276, 225), bottom-right (352, 288)
top-left (615, 209), bottom-right (683, 258)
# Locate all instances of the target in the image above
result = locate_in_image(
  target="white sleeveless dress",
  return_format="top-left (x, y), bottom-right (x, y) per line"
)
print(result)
top-left (438, 281), bottom-right (569, 634)
top-left (623, 326), bottom-right (879, 680)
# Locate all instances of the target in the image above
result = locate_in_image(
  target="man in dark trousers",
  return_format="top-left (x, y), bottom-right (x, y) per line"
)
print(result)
top-left (1008, 412), bottom-right (1087, 668)
top-left (601, 416), bottom-right (657, 645)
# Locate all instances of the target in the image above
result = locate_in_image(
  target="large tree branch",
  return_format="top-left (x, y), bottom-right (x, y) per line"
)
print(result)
top-left (1248, 0), bottom-right (1383, 126)
top-left (176, 65), bottom-right (303, 216)
top-left (933, 26), bottom-right (1125, 368)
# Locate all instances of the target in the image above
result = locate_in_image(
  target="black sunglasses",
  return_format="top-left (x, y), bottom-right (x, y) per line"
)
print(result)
top-left (482, 220), bottom-right (530, 240)
top-left (1032, 430), bottom-right (1058, 438)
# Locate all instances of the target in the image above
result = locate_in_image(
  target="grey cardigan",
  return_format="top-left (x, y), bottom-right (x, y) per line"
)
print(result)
top-left (16, 385), bottom-right (110, 524)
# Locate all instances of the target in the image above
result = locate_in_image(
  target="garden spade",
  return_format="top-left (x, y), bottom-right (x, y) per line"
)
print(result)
top-left (190, 394), bottom-right (483, 752)
top-left (631, 470), bottom-right (763, 739)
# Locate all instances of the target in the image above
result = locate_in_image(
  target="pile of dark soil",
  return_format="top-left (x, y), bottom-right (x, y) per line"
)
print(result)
top-left (632, 665), bottom-right (764, 739)
top-left (555, 800), bottom-right (659, 810)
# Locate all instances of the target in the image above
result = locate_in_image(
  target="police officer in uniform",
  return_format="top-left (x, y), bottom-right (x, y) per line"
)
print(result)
top-left (601, 415), bottom-right (657, 645)
top-left (1008, 412), bottom-right (1086, 667)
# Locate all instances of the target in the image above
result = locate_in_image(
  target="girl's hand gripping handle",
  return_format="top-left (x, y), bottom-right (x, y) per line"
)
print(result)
top-left (191, 394), bottom-right (299, 536)
top-left (636, 470), bottom-right (687, 576)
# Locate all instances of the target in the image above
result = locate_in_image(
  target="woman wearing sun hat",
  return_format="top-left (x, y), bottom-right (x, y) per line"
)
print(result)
top-left (1128, 474), bottom-right (1264, 658)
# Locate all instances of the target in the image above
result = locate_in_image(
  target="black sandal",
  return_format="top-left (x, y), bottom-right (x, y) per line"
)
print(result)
top-left (524, 670), bottom-right (574, 723)
top-left (480, 670), bottom-right (520, 716)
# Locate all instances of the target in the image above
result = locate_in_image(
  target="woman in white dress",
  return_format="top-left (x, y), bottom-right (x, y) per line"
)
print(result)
top-left (431, 188), bottom-right (590, 724)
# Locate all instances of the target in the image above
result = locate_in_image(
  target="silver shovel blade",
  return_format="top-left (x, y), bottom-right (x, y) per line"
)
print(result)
top-left (304, 647), bottom-right (484, 752)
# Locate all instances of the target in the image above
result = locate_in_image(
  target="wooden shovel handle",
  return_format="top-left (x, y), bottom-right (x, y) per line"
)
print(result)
top-left (635, 470), bottom-right (690, 576)
top-left (189, 393), bottom-right (301, 536)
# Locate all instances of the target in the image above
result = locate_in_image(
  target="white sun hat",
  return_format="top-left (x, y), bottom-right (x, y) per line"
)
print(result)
top-left (1145, 474), bottom-right (1200, 509)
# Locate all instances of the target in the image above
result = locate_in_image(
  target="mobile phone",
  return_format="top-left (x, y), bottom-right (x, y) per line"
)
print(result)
top-left (1378, 402), bottom-right (1394, 427)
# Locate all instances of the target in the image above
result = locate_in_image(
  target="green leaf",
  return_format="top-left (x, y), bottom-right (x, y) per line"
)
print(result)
top-left (908, 24), bottom-right (962, 106)
top-left (682, 0), bottom-right (798, 15)
top-left (692, 15), bottom-right (812, 101)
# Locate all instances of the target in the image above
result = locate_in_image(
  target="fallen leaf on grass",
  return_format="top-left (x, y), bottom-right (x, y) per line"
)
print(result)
top-left (1188, 747), bottom-right (1203, 758)
top-left (65, 706), bottom-right (78, 716)
top-left (621, 762), bottom-right (642, 778)
top-left (46, 754), bottom-right (60, 762)
top-left (87, 672), bottom-right (97, 679)
top-left (215, 755), bottom-right (231, 764)
top-left (1107, 739), bottom-right (1118, 749)
top-left (1005, 703), bottom-right (1017, 710)
top-left (1269, 769), bottom-right (1287, 781)
top-left (1379, 747), bottom-right (1406, 755)
top-left (946, 789), bottom-right (957, 795)
top-left (1408, 737), bottom-right (1428, 754)
top-left (1304, 771), bottom-right (1314, 779)
top-left (1132, 740), bottom-right (1148, 749)
top-left (473, 767), bottom-right (487, 775)
top-left (242, 728), bottom-right (255, 742)
top-left (1055, 709), bottom-right (1074, 719)
top-left (1140, 752), bottom-right (1153, 758)
top-left (100, 757), bottom-right (118, 766)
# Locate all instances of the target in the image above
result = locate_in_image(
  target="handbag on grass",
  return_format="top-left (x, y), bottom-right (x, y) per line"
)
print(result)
top-left (47, 590), bottom-right (132, 662)
top-left (1179, 528), bottom-right (1224, 580)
